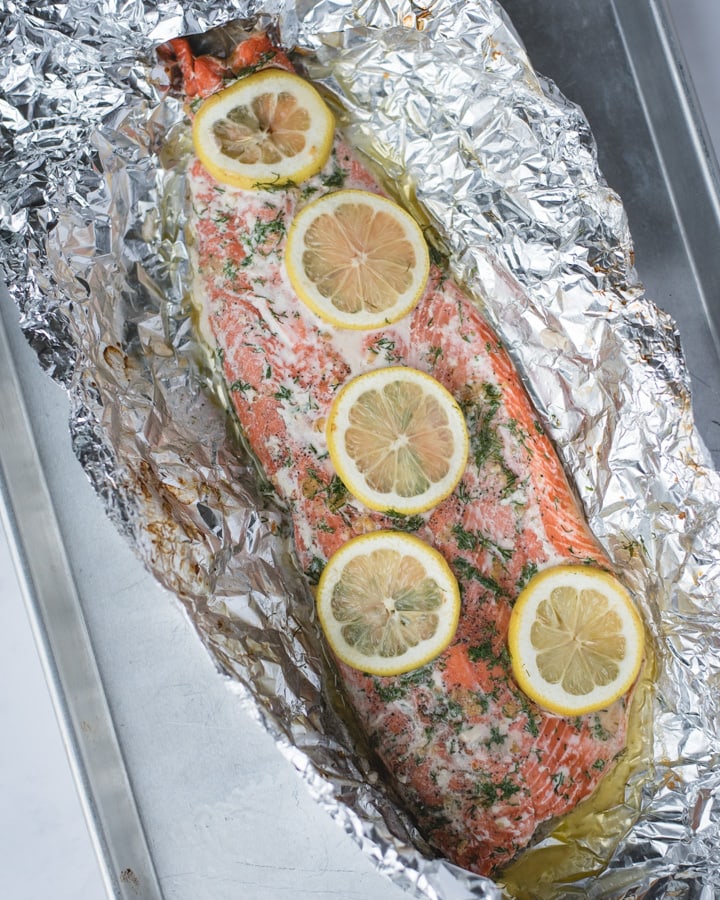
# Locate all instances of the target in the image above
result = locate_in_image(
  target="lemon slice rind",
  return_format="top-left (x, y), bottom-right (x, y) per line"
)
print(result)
top-left (317, 530), bottom-right (461, 676)
top-left (508, 565), bottom-right (644, 716)
top-left (285, 189), bottom-right (430, 330)
top-left (192, 69), bottom-right (335, 189)
top-left (326, 366), bottom-right (469, 515)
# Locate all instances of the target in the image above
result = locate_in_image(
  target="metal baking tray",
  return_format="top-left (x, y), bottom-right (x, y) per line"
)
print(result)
top-left (1, 1), bottom-right (719, 898)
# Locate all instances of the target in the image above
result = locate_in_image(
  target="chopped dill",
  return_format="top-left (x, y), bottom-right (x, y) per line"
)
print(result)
top-left (516, 561), bottom-right (538, 592)
top-left (229, 379), bottom-right (253, 394)
top-left (240, 210), bottom-right (286, 267)
top-left (452, 557), bottom-right (503, 596)
top-left (321, 166), bottom-right (347, 188)
top-left (427, 345), bottom-right (443, 365)
top-left (326, 475), bottom-right (348, 511)
top-left (304, 556), bottom-right (325, 585)
top-left (253, 175), bottom-right (298, 192)
top-left (369, 336), bottom-right (401, 363)
top-left (428, 244), bottom-right (445, 268)
top-left (384, 510), bottom-right (425, 532)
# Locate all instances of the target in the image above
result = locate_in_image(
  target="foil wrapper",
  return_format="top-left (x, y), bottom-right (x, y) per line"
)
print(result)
top-left (2, 0), bottom-right (720, 896)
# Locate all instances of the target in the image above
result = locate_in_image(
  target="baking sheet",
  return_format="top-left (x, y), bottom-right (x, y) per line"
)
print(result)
top-left (1, 0), bottom-right (720, 898)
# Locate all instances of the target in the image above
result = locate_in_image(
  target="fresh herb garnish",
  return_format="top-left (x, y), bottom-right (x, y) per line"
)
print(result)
top-left (321, 166), bottom-right (346, 188)
top-left (452, 557), bottom-right (503, 596)
top-left (304, 556), bottom-right (325, 585)
top-left (368, 336), bottom-right (402, 363)
top-left (384, 510), bottom-right (425, 532)
top-left (240, 210), bottom-right (286, 268)
top-left (229, 379), bottom-right (253, 394)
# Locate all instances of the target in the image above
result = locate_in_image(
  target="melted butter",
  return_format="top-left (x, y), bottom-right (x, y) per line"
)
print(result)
top-left (498, 638), bottom-right (657, 898)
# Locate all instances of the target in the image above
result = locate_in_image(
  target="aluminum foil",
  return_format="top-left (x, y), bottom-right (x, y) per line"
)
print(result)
top-left (2, 0), bottom-right (720, 896)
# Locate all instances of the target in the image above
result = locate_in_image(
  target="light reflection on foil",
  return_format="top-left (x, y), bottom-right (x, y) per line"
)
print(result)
top-left (2, 1), bottom-right (720, 897)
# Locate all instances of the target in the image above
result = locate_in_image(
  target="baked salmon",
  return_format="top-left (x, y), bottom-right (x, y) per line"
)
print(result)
top-left (162, 32), bottom-right (631, 876)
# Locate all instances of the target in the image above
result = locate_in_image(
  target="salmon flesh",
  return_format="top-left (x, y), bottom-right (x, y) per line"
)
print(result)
top-left (167, 33), bottom-right (631, 876)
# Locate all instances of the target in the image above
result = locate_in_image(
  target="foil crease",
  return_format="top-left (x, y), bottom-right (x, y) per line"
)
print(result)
top-left (2, 1), bottom-right (720, 897)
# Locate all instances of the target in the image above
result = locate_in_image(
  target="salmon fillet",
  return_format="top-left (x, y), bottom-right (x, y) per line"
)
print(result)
top-left (166, 33), bottom-right (631, 876)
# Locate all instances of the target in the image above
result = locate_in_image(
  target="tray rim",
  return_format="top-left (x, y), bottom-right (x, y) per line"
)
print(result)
top-left (614, 0), bottom-right (720, 358)
top-left (0, 286), bottom-right (163, 900)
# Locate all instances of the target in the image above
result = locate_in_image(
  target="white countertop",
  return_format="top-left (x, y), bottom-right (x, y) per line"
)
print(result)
top-left (0, 518), bottom-right (108, 899)
top-left (1, 3), bottom-right (718, 898)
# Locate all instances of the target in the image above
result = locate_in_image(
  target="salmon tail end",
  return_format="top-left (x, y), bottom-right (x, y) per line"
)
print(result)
top-left (157, 27), bottom-right (294, 99)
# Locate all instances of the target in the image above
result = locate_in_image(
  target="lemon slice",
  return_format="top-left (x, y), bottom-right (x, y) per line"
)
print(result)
top-left (326, 366), bottom-right (469, 515)
top-left (192, 69), bottom-right (335, 189)
top-left (508, 566), bottom-right (645, 716)
top-left (317, 531), bottom-right (460, 676)
top-left (285, 189), bottom-right (430, 329)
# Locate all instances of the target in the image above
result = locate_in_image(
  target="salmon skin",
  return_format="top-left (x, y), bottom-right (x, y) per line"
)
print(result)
top-left (165, 32), bottom-right (631, 876)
